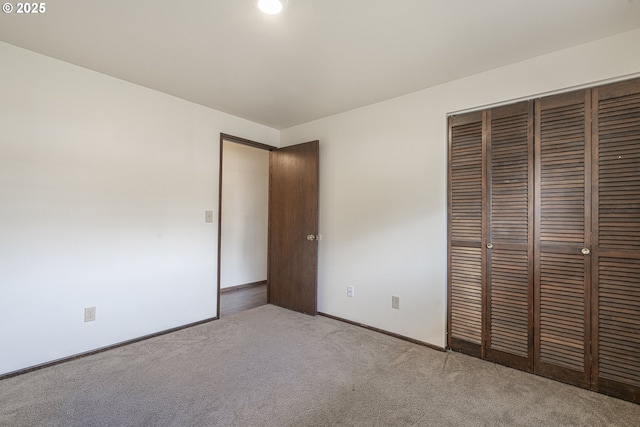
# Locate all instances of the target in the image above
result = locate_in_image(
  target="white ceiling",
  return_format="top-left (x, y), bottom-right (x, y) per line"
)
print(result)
top-left (1, 0), bottom-right (640, 129)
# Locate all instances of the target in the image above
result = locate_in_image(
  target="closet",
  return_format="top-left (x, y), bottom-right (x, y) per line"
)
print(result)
top-left (447, 77), bottom-right (640, 403)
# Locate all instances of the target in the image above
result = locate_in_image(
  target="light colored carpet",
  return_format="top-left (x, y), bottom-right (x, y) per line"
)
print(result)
top-left (1, 304), bottom-right (639, 426)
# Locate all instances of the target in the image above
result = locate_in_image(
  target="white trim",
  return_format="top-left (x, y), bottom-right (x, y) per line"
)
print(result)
top-left (447, 72), bottom-right (640, 117)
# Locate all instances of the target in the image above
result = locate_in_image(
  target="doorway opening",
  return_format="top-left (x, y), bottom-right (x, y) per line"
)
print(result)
top-left (217, 134), bottom-right (275, 317)
top-left (217, 133), bottom-right (320, 318)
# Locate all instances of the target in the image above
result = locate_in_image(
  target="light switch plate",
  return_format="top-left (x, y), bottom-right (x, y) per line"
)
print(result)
top-left (205, 210), bottom-right (214, 223)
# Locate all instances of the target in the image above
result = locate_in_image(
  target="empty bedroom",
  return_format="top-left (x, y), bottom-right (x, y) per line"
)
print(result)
top-left (1, 1), bottom-right (640, 425)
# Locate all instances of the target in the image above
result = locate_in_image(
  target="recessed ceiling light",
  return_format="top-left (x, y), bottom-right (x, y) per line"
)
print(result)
top-left (258, 0), bottom-right (284, 14)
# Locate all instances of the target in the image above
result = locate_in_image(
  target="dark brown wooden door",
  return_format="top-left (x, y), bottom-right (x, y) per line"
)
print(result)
top-left (534, 90), bottom-right (592, 387)
top-left (448, 111), bottom-right (485, 358)
top-left (485, 102), bottom-right (534, 372)
top-left (591, 78), bottom-right (640, 402)
top-left (268, 141), bottom-right (319, 315)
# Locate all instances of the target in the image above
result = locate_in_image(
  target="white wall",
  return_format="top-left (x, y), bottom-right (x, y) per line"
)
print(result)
top-left (0, 42), bottom-right (279, 375)
top-left (220, 141), bottom-right (269, 289)
top-left (281, 28), bottom-right (640, 349)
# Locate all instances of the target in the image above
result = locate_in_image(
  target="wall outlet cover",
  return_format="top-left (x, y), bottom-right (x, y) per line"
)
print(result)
top-left (84, 306), bottom-right (96, 322)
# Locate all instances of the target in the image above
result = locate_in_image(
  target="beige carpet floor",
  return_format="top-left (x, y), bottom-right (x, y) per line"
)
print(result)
top-left (1, 304), bottom-right (639, 426)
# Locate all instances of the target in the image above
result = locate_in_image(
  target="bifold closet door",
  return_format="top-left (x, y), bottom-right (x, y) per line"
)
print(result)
top-left (448, 77), bottom-right (640, 404)
top-left (534, 90), bottom-right (591, 388)
top-left (484, 102), bottom-right (534, 371)
top-left (592, 78), bottom-right (640, 402)
top-left (448, 111), bottom-right (485, 358)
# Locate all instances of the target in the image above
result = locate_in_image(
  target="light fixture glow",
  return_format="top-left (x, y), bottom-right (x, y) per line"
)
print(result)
top-left (258, 0), bottom-right (283, 14)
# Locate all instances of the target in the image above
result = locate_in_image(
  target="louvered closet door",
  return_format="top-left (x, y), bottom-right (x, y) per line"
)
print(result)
top-left (592, 78), bottom-right (640, 403)
top-left (534, 90), bottom-right (591, 388)
top-left (485, 102), bottom-right (534, 371)
top-left (448, 111), bottom-right (485, 358)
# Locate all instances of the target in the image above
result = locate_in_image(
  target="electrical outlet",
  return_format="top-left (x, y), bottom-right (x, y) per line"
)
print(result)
top-left (84, 306), bottom-right (96, 322)
top-left (347, 286), bottom-right (354, 298)
top-left (392, 296), bottom-right (400, 309)
top-left (205, 210), bottom-right (214, 223)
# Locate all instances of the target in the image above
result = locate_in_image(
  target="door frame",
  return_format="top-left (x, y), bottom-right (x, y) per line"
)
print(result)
top-left (217, 133), bottom-right (276, 317)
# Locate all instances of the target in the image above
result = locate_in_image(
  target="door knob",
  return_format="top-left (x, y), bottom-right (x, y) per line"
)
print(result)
top-left (581, 248), bottom-right (591, 255)
top-left (306, 234), bottom-right (322, 241)
top-left (486, 243), bottom-right (494, 249)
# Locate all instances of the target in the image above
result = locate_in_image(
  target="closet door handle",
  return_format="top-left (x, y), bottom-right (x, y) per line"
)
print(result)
top-left (581, 248), bottom-right (591, 255)
top-left (486, 243), bottom-right (494, 249)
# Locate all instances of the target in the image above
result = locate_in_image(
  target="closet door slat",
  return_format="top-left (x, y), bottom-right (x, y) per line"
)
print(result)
top-left (448, 112), bottom-right (485, 357)
top-left (592, 78), bottom-right (640, 404)
top-left (534, 90), bottom-right (591, 388)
